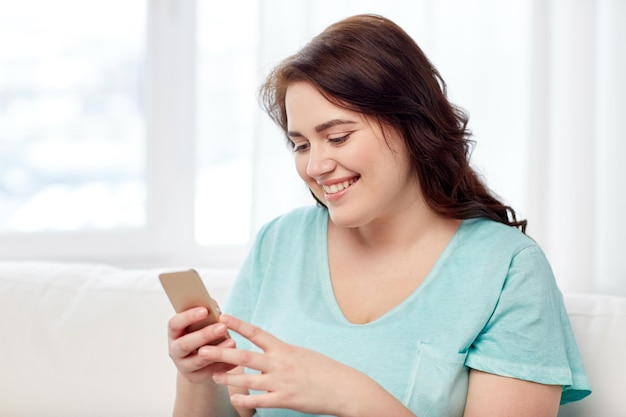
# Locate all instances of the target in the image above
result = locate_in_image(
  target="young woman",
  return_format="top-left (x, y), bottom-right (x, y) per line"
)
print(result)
top-left (167, 14), bottom-right (590, 417)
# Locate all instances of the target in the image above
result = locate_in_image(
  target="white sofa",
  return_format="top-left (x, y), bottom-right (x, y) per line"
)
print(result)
top-left (0, 261), bottom-right (624, 417)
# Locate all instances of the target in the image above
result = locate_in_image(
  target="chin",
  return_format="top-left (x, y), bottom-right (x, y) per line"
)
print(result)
top-left (327, 209), bottom-right (365, 229)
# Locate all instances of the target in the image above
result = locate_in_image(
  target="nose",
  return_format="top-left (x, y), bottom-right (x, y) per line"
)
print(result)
top-left (306, 145), bottom-right (336, 178)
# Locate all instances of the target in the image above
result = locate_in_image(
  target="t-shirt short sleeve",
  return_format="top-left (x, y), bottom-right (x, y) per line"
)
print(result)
top-left (464, 245), bottom-right (591, 403)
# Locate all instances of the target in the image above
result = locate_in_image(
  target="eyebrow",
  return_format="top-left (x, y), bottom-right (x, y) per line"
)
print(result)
top-left (287, 119), bottom-right (357, 138)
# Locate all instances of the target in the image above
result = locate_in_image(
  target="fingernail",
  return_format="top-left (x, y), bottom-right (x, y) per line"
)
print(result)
top-left (214, 323), bottom-right (226, 333)
top-left (196, 308), bottom-right (208, 318)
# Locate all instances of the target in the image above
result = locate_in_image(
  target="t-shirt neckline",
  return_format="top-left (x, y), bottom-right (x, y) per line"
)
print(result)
top-left (317, 212), bottom-right (470, 326)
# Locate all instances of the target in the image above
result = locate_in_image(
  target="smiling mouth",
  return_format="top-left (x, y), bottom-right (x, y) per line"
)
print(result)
top-left (322, 177), bottom-right (359, 194)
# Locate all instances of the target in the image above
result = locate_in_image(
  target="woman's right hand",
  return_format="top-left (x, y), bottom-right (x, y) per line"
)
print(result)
top-left (168, 306), bottom-right (237, 384)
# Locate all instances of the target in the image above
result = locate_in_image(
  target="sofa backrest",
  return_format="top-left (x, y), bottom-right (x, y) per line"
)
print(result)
top-left (557, 293), bottom-right (626, 417)
top-left (0, 261), bottom-right (235, 417)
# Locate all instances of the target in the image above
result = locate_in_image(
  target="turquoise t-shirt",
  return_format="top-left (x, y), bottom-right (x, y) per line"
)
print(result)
top-left (224, 206), bottom-right (591, 417)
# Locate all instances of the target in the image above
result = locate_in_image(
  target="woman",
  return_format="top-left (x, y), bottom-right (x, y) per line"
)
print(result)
top-left (167, 14), bottom-right (590, 417)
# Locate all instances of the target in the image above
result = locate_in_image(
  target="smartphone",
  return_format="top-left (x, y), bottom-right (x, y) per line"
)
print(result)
top-left (159, 269), bottom-right (230, 342)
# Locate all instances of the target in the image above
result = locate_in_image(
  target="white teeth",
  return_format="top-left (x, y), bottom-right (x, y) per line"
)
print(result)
top-left (322, 179), bottom-right (356, 194)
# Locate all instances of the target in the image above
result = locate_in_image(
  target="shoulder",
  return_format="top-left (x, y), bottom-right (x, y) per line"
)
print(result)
top-left (238, 205), bottom-right (327, 290)
top-left (458, 217), bottom-right (540, 257)
top-left (446, 218), bottom-right (554, 295)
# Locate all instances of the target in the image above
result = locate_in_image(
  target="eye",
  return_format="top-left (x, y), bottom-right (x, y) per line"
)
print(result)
top-left (292, 141), bottom-right (310, 153)
top-left (328, 134), bottom-right (350, 145)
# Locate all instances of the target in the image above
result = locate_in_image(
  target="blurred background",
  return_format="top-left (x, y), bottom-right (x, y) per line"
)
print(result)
top-left (0, 0), bottom-right (624, 295)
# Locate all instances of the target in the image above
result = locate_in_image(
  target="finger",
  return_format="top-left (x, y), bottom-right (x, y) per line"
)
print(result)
top-left (172, 339), bottom-right (236, 376)
top-left (170, 322), bottom-right (230, 359)
top-left (230, 391), bottom-right (284, 410)
top-left (216, 336), bottom-right (237, 349)
top-left (219, 315), bottom-right (279, 350)
top-left (182, 360), bottom-right (236, 384)
top-left (212, 370), bottom-right (268, 391)
top-left (198, 344), bottom-right (268, 373)
top-left (168, 307), bottom-right (208, 339)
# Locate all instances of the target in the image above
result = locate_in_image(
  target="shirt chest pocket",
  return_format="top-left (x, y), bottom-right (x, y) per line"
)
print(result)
top-left (321, 336), bottom-right (468, 417)
top-left (404, 342), bottom-right (469, 417)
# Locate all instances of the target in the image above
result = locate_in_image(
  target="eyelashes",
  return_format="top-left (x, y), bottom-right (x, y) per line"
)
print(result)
top-left (328, 134), bottom-right (350, 145)
top-left (291, 134), bottom-right (352, 153)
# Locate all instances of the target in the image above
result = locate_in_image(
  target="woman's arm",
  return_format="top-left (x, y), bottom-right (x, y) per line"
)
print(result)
top-left (196, 315), bottom-right (563, 417)
top-left (464, 369), bottom-right (562, 417)
top-left (168, 307), bottom-right (246, 417)
top-left (201, 315), bottom-right (416, 417)
top-left (173, 372), bottom-right (242, 417)
top-left (315, 365), bottom-right (418, 417)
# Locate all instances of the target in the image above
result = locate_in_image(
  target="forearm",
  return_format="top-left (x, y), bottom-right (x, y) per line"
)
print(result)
top-left (173, 372), bottom-right (240, 417)
top-left (334, 367), bottom-right (416, 417)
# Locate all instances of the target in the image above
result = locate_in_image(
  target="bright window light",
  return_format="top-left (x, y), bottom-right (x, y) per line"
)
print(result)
top-left (195, 1), bottom-right (259, 245)
top-left (0, 0), bottom-right (147, 233)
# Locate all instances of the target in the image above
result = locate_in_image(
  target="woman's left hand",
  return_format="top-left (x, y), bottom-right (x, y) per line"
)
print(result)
top-left (197, 314), bottom-right (365, 416)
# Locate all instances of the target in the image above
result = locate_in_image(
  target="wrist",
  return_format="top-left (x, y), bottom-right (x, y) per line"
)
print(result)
top-left (334, 369), bottom-right (416, 417)
top-left (174, 372), bottom-right (235, 417)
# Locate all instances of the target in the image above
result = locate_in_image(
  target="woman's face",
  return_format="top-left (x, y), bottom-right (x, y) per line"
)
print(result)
top-left (285, 81), bottom-right (422, 228)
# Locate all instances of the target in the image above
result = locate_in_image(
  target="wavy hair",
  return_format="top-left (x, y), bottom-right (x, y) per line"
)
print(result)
top-left (259, 14), bottom-right (526, 232)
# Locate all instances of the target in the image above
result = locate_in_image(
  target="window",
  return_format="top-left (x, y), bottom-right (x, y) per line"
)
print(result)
top-left (0, 1), bottom-right (146, 233)
top-left (0, 1), bottom-right (249, 267)
top-left (195, 0), bottom-right (258, 245)
top-left (0, 1), bottom-right (259, 267)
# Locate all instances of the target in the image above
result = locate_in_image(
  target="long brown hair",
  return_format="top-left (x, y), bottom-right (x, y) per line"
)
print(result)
top-left (259, 14), bottom-right (526, 232)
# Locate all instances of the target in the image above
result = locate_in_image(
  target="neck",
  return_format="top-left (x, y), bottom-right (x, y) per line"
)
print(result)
top-left (335, 198), bottom-right (458, 253)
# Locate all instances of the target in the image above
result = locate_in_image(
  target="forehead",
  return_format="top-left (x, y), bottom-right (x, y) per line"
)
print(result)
top-left (285, 82), bottom-right (364, 130)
